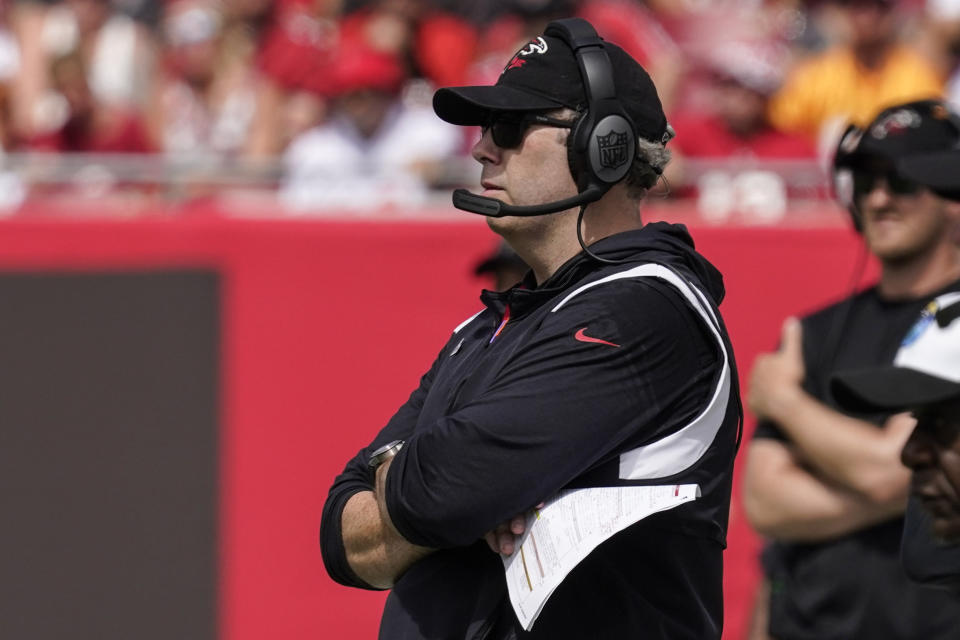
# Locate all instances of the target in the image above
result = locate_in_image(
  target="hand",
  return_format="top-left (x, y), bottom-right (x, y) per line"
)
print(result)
top-left (749, 317), bottom-right (806, 421)
top-left (484, 503), bottom-right (545, 556)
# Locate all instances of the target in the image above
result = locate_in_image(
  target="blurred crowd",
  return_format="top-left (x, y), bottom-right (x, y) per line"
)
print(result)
top-left (0, 0), bottom-right (958, 215)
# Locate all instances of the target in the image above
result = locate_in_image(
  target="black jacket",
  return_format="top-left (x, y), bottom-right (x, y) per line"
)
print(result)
top-left (320, 223), bottom-right (741, 639)
top-left (902, 497), bottom-right (960, 593)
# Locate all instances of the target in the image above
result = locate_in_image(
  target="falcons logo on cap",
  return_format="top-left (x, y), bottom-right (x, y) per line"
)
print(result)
top-left (870, 109), bottom-right (922, 139)
top-left (505, 55), bottom-right (526, 71)
top-left (502, 37), bottom-right (548, 74)
top-left (518, 37), bottom-right (548, 56)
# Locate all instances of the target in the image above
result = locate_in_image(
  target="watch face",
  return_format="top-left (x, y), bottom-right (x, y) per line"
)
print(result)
top-left (368, 440), bottom-right (404, 469)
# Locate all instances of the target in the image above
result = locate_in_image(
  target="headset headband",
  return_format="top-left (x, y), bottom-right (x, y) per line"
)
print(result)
top-left (544, 18), bottom-right (637, 192)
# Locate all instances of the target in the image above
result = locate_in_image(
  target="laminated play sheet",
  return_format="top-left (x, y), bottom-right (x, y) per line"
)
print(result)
top-left (501, 484), bottom-right (701, 630)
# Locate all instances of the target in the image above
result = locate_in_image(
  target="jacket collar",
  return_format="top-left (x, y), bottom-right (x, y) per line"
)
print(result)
top-left (479, 222), bottom-right (707, 319)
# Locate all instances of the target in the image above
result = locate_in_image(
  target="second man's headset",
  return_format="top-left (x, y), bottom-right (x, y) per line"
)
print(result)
top-left (452, 17), bottom-right (638, 218)
top-left (832, 100), bottom-right (960, 233)
top-left (831, 123), bottom-right (867, 233)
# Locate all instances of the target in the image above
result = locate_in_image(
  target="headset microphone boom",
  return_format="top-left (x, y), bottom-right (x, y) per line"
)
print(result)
top-left (451, 185), bottom-right (604, 218)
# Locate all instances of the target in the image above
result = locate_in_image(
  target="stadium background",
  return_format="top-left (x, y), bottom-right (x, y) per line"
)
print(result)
top-left (0, 210), bottom-right (878, 640)
top-left (1, 0), bottom-right (943, 636)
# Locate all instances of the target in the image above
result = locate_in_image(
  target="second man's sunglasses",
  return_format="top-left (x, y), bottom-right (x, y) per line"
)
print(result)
top-left (852, 167), bottom-right (923, 199)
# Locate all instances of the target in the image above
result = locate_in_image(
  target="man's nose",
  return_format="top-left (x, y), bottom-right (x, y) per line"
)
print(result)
top-left (864, 177), bottom-right (894, 208)
top-left (471, 129), bottom-right (501, 165)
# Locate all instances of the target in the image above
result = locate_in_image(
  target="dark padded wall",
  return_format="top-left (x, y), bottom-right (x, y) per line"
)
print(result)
top-left (0, 270), bottom-right (219, 640)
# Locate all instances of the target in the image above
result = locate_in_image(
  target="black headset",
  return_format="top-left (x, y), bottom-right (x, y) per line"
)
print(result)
top-left (547, 18), bottom-right (638, 198)
top-left (832, 100), bottom-right (960, 233)
top-left (832, 123), bottom-right (867, 232)
top-left (452, 17), bottom-right (639, 218)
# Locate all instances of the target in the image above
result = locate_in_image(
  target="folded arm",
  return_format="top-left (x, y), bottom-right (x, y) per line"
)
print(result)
top-left (749, 318), bottom-right (911, 506)
top-left (743, 438), bottom-right (905, 542)
top-left (384, 279), bottom-right (726, 548)
top-left (319, 339), bottom-right (449, 589)
top-left (340, 458), bottom-right (434, 589)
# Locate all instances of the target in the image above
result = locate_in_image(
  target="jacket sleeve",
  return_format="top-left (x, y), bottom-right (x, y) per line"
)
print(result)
top-left (384, 277), bottom-right (726, 548)
top-left (319, 334), bottom-right (452, 589)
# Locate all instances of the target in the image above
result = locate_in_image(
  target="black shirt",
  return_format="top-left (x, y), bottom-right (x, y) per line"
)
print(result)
top-left (754, 279), bottom-right (960, 640)
top-left (320, 224), bottom-right (742, 639)
top-left (901, 496), bottom-right (960, 593)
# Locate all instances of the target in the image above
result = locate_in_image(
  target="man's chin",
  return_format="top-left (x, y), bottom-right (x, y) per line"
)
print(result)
top-left (486, 214), bottom-right (541, 237)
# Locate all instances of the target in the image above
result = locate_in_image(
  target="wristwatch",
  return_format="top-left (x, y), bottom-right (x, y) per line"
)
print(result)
top-left (368, 440), bottom-right (404, 470)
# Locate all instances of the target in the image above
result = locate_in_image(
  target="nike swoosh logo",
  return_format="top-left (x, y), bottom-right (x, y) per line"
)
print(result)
top-left (574, 327), bottom-right (620, 348)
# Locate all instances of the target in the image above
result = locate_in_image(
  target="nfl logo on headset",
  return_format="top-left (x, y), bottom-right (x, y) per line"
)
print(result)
top-left (597, 130), bottom-right (629, 169)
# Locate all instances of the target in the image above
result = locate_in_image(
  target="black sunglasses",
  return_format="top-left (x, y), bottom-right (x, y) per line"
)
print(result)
top-left (481, 112), bottom-right (574, 149)
top-left (852, 167), bottom-right (922, 199)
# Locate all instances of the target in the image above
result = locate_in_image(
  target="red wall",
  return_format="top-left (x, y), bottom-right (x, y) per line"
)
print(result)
top-left (0, 216), bottom-right (878, 640)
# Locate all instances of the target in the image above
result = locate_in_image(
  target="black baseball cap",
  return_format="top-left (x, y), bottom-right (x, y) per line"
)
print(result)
top-left (835, 100), bottom-right (960, 172)
top-left (832, 293), bottom-right (960, 413)
top-left (432, 29), bottom-right (669, 144)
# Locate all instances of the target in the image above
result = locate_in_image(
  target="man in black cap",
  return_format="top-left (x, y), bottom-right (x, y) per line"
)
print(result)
top-left (832, 291), bottom-right (960, 592)
top-left (320, 17), bottom-right (741, 640)
top-left (835, 136), bottom-right (960, 593)
top-left (743, 99), bottom-right (960, 639)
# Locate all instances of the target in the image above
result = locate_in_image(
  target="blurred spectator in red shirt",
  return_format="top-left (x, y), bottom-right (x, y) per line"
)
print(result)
top-left (280, 37), bottom-right (460, 211)
top-left (21, 47), bottom-right (152, 204)
top-left (147, 0), bottom-right (266, 158)
top-left (339, 0), bottom-right (478, 87)
top-left (27, 50), bottom-right (151, 152)
top-left (257, 0), bottom-right (342, 95)
top-left (671, 40), bottom-right (813, 160)
top-left (667, 39), bottom-right (816, 223)
top-left (10, 0), bottom-right (156, 142)
top-left (254, 0), bottom-right (343, 154)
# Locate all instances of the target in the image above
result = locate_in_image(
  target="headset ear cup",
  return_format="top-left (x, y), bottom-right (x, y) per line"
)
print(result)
top-left (832, 166), bottom-right (863, 233)
top-left (832, 123), bottom-right (865, 233)
top-left (567, 111), bottom-right (637, 192)
top-left (587, 113), bottom-right (636, 185)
